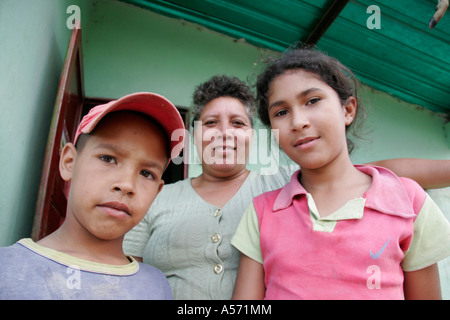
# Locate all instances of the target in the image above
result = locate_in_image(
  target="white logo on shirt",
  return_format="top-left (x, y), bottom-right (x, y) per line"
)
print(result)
top-left (66, 265), bottom-right (81, 290)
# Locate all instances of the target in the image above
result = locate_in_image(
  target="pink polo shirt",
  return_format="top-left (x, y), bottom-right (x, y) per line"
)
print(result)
top-left (231, 165), bottom-right (450, 300)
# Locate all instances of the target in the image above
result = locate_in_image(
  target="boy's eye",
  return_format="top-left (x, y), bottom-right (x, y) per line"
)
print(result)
top-left (99, 155), bottom-right (116, 164)
top-left (140, 170), bottom-right (156, 180)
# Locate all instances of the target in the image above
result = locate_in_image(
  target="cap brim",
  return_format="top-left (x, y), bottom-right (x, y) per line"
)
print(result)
top-left (75, 92), bottom-right (185, 159)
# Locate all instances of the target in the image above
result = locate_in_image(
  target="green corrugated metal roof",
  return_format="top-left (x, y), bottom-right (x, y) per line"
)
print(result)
top-left (120, 0), bottom-right (450, 115)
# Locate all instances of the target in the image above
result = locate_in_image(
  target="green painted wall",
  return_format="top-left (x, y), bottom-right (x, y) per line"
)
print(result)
top-left (351, 86), bottom-right (449, 163)
top-left (0, 0), bottom-right (87, 246)
top-left (82, 0), bottom-right (267, 104)
top-left (0, 1), bottom-right (449, 295)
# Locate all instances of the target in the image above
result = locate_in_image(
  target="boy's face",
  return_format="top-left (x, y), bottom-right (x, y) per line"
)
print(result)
top-left (60, 112), bottom-right (168, 241)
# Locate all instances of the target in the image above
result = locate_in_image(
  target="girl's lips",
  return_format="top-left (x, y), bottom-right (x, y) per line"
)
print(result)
top-left (294, 137), bottom-right (319, 149)
top-left (97, 201), bottom-right (131, 218)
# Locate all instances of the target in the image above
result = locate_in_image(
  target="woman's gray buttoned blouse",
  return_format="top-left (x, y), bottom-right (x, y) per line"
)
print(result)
top-left (123, 168), bottom-right (295, 299)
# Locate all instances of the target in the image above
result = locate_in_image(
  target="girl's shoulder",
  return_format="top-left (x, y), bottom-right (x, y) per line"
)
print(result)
top-left (397, 176), bottom-right (428, 214)
top-left (366, 165), bottom-right (427, 204)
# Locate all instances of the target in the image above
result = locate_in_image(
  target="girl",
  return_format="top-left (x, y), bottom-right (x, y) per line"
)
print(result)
top-left (231, 49), bottom-right (450, 300)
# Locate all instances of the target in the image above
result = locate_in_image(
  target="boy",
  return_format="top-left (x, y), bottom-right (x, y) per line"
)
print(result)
top-left (0, 92), bottom-right (185, 299)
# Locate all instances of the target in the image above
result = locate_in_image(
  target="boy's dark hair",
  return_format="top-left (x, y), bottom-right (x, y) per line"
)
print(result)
top-left (256, 48), bottom-right (366, 154)
top-left (191, 75), bottom-right (256, 126)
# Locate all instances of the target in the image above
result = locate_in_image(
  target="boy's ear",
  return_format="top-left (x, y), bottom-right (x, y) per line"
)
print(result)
top-left (157, 180), bottom-right (164, 195)
top-left (59, 143), bottom-right (77, 182)
top-left (343, 96), bottom-right (357, 126)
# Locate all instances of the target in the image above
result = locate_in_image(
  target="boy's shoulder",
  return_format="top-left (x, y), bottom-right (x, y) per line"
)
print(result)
top-left (135, 260), bottom-right (169, 282)
top-left (0, 240), bottom-right (55, 299)
top-left (0, 239), bottom-right (40, 266)
top-left (0, 239), bottom-right (172, 299)
top-left (120, 261), bottom-right (172, 299)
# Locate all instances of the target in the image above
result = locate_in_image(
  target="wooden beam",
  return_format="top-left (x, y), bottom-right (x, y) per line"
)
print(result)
top-left (301, 0), bottom-right (350, 47)
top-left (445, 121), bottom-right (450, 149)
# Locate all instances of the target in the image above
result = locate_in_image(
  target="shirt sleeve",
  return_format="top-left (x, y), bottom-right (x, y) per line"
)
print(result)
top-left (231, 202), bottom-right (263, 264)
top-left (402, 194), bottom-right (450, 271)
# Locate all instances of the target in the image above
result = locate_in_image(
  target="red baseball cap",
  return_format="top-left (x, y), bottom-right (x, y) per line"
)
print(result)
top-left (74, 92), bottom-right (185, 159)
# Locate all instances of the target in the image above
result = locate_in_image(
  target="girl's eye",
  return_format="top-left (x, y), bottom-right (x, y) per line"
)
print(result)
top-left (274, 109), bottom-right (288, 117)
top-left (99, 155), bottom-right (116, 164)
top-left (140, 170), bottom-right (155, 180)
top-left (306, 97), bottom-right (320, 105)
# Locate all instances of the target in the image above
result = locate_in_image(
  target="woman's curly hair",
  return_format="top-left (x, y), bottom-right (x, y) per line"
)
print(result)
top-left (191, 75), bottom-right (256, 126)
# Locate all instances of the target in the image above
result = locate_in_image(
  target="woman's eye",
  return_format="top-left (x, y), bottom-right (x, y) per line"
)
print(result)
top-left (99, 155), bottom-right (116, 164)
top-left (203, 120), bottom-right (217, 126)
top-left (232, 120), bottom-right (245, 127)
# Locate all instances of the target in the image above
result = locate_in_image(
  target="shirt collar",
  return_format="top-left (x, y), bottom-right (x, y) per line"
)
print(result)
top-left (273, 169), bottom-right (306, 211)
top-left (273, 165), bottom-right (416, 219)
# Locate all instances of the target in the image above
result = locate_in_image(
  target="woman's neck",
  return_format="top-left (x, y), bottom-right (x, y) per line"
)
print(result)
top-left (191, 167), bottom-right (250, 208)
top-left (197, 166), bottom-right (250, 184)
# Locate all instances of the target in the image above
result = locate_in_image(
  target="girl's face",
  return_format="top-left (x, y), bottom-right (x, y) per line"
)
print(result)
top-left (194, 96), bottom-right (253, 177)
top-left (267, 69), bottom-right (356, 171)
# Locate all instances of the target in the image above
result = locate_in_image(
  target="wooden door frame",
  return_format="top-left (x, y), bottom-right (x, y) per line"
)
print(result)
top-left (32, 23), bottom-right (84, 240)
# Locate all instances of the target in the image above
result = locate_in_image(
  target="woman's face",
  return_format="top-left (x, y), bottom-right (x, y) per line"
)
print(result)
top-left (194, 96), bottom-right (253, 177)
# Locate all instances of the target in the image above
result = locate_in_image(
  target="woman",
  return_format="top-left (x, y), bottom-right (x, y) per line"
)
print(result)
top-left (123, 75), bottom-right (450, 299)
